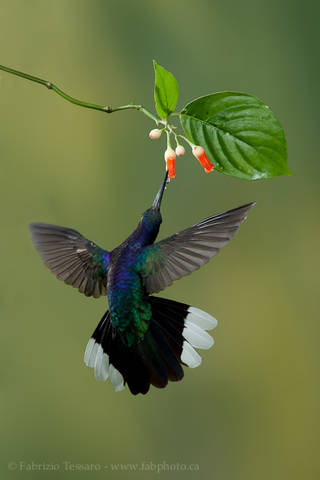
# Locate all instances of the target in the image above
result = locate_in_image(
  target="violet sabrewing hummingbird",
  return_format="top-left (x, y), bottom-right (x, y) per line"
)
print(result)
top-left (30, 173), bottom-right (255, 395)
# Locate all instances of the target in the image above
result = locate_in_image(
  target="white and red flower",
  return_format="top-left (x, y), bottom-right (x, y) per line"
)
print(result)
top-left (192, 145), bottom-right (214, 173)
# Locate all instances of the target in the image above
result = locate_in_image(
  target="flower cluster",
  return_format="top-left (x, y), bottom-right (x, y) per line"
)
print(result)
top-left (149, 128), bottom-right (214, 179)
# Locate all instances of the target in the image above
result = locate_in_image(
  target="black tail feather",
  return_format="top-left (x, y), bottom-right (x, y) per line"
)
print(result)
top-left (149, 322), bottom-right (184, 382)
top-left (84, 296), bottom-right (217, 395)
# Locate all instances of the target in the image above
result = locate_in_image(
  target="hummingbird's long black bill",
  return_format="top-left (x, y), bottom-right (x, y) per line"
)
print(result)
top-left (151, 170), bottom-right (169, 210)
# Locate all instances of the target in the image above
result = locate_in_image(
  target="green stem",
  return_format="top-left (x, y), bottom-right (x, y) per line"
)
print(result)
top-left (172, 131), bottom-right (181, 147)
top-left (166, 130), bottom-right (172, 149)
top-left (0, 64), bottom-right (159, 123)
top-left (177, 133), bottom-right (194, 147)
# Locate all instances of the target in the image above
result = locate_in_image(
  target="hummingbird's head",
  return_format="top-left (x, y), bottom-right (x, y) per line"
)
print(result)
top-left (139, 171), bottom-right (168, 238)
top-left (140, 207), bottom-right (162, 230)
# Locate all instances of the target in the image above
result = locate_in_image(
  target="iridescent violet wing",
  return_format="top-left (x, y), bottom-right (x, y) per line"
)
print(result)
top-left (138, 202), bottom-right (255, 294)
top-left (30, 223), bottom-right (110, 298)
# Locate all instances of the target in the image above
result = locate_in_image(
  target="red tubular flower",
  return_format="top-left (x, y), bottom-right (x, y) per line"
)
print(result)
top-left (192, 146), bottom-right (214, 173)
top-left (165, 147), bottom-right (176, 179)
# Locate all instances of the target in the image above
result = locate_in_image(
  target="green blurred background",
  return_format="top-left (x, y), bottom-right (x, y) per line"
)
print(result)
top-left (1, 0), bottom-right (319, 479)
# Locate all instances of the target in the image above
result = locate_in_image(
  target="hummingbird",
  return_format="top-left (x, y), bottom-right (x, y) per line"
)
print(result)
top-left (30, 172), bottom-right (255, 395)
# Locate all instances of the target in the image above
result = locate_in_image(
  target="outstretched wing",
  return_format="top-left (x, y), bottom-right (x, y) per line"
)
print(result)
top-left (30, 223), bottom-right (110, 298)
top-left (137, 202), bottom-right (255, 294)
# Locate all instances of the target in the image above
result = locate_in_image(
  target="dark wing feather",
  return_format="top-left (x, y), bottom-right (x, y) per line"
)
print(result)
top-left (30, 223), bottom-right (109, 298)
top-left (138, 202), bottom-right (255, 294)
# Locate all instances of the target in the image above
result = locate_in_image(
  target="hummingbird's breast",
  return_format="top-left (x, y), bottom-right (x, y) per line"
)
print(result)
top-left (107, 245), bottom-right (151, 346)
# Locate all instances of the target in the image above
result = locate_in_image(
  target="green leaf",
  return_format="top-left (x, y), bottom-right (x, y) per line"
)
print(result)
top-left (180, 92), bottom-right (290, 180)
top-left (153, 60), bottom-right (179, 119)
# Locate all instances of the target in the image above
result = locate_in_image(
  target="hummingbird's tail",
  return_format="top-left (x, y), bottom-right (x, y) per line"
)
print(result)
top-left (84, 297), bottom-right (217, 395)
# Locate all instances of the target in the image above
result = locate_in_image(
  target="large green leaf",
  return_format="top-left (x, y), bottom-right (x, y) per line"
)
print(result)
top-left (180, 92), bottom-right (290, 180)
top-left (153, 60), bottom-right (178, 119)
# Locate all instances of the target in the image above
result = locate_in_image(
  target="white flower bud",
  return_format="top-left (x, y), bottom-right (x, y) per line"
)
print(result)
top-left (175, 145), bottom-right (185, 157)
top-left (149, 128), bottom-right (162, 140)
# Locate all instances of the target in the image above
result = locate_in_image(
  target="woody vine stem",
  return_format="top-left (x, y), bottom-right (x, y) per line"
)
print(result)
top-left (0, 64), bottom-right (159, 123)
